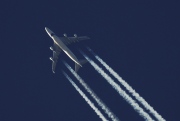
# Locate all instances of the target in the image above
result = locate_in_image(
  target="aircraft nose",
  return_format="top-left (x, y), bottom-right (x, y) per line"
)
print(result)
top-left (45, 27), bottom-right (54, 37)
top-left (45, 27), bottom-right (49, 33)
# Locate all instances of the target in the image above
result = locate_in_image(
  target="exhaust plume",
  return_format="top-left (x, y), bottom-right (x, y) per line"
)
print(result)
top-left (80, 51), bottom-right (154, 121)
top-left (63, 71), bottom-right (108, 121)
top-left (87, 47), bottom-right (165, 121)
top-left (63, 62), bottom-right (120, 121)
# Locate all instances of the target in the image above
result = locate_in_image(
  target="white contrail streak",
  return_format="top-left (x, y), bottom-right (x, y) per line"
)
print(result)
top-left (87, 47), bottom-right (166, 121)
top-left (63, 62), bottom-right (120, 121)
top-left (63, 72), bottom-right (108, 121)
top-left (80, 51), bottom-right (154, 121)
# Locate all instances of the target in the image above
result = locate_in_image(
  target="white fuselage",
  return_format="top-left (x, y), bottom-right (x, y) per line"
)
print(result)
top-left (52, 35), bottom-right (81, 66)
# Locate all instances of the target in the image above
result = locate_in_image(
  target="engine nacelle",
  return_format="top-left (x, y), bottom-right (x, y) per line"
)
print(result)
top-left (74, 34), bottom-right (77, 38)
top-left (50, 46), bottom-right (53, 51)
top-left (63, 33), bottom-right (67, 37)
top-left (49, 57), bottom-right (54, 62)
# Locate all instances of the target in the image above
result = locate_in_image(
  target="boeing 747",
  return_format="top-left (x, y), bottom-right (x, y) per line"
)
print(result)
top-left (45, 27), bottom-right (89, 73)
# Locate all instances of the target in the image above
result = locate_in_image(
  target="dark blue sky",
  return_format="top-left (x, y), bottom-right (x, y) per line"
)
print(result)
top-left (1, 0), bottom-right (179, 121)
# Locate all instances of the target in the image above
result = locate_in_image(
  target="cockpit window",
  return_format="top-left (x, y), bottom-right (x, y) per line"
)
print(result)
top-left (51, 33), bottom-right (55, 36)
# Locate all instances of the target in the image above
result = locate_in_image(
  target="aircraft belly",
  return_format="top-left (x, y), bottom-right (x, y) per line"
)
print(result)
top-left (63, 49), bottom-right (79, 63)
top-left (53, 36), bottom-right (80, 65)
top-left (53, 37), bottom-right (64, 48)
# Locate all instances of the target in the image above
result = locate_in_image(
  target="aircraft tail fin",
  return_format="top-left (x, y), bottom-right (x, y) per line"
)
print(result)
top-left (75, 59), bottom-right (87, 72)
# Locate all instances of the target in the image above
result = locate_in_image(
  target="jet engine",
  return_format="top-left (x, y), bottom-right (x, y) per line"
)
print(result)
top-left (50, 46), bottom-right (53, 51)
top-left (74, 34), bottom-right (77, 38)
top-left (63, 33), bottom-right (67, 37)
top-left (49, 57), bottom-right (54, 62)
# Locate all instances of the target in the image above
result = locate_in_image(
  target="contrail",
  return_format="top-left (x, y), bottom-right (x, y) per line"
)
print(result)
top-left (63, 62), bottom-right (120, 121)
top-left (80, 51), bottom-right (154, 121)
top-left (87, 47), bottom-right (166, 121)
top-left (63, 72), bottom-right (108, 121)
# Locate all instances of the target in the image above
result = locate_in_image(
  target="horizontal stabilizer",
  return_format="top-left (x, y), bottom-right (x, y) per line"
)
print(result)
top-left (75, 59), bottom-right (87, 72)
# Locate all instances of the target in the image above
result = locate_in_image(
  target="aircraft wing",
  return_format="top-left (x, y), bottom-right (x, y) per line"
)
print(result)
top-left (60, 36), bottom-right (90, 45)
top-left (51, 43), bottom-right (62, 73)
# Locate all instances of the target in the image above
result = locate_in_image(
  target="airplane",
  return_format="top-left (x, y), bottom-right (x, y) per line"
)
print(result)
top-left (45, 27), bottom-right (90, 73)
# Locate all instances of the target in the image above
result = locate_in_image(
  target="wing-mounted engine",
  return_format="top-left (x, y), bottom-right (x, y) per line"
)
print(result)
top-left (49, 57), bottom-right (54, 62)
top-left (50, 46), bottom-right (57, 53)
top-left (50, 46), bottom-right (54, 51)
top-left (63, 33), bottom-right (67, 37)
top-left (74, 34), bottom-right (77, 38)
top-left (74, 34), bottom-right (79, 42)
